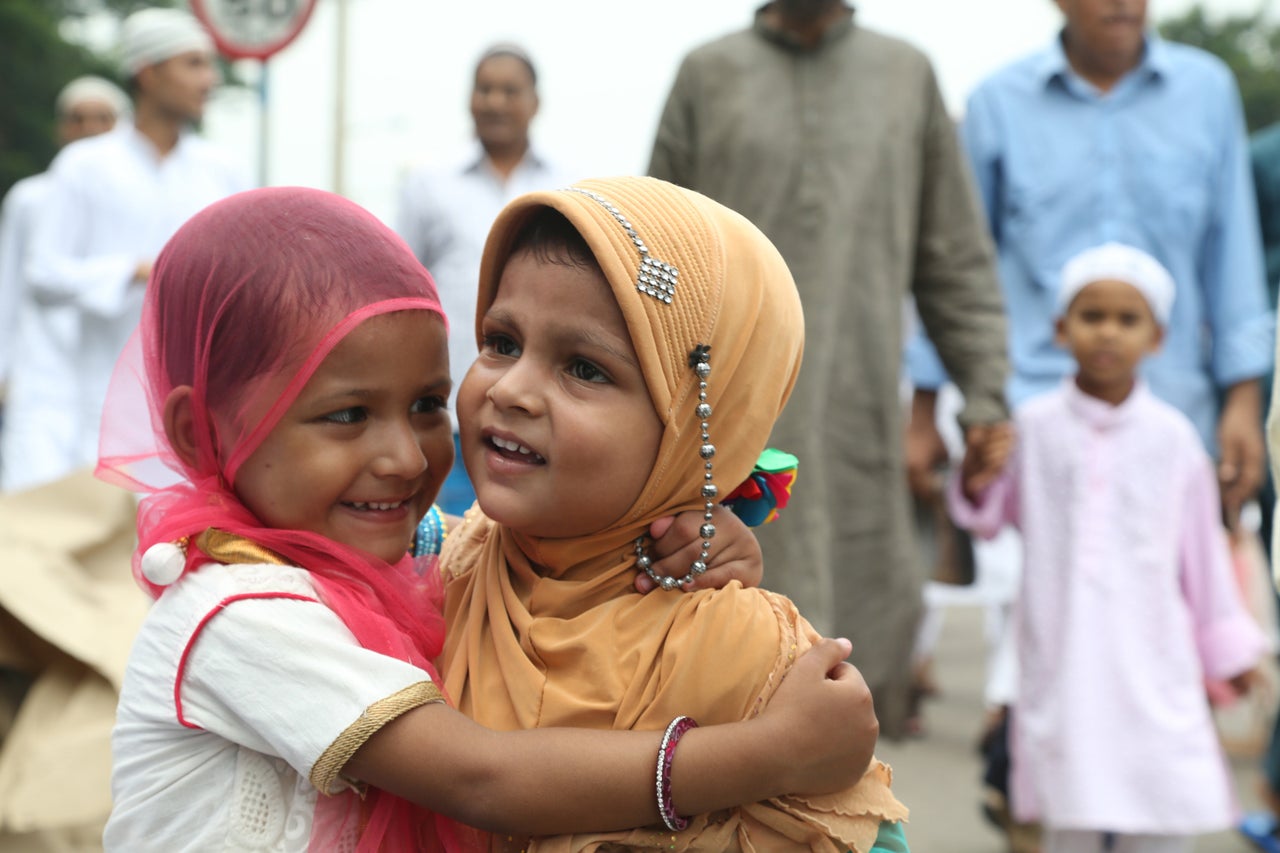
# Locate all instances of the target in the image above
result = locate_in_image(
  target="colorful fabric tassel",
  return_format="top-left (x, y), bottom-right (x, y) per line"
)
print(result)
top-left (722, 448), bottom-right (798, 526)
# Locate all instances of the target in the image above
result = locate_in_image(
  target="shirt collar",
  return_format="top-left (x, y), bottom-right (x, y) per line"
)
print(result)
top-left (1036, 30), bottom-right (1168, 92)
top-left (462, 142), bottom-right (547, 176)
top-left (1062, 376), bottom-right (1149, 428)
top-left (753, 2), bottom-right (855, 51)
top-left (124, 121), bottom-right (192, 161)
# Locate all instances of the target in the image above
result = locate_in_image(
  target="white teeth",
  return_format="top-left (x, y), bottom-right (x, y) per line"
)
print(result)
top-left (349, 501), bottom-right (404, 511)
top-left (492, 436), bottom-right (534, 455)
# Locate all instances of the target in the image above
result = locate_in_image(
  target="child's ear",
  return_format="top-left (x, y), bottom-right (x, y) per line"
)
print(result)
top-left (1150, 324), bottom-right (1165, 352)
top-left (163, 386), bottom-right (200, 469)
top-left (1053, 316), bottom-right (1068, 347)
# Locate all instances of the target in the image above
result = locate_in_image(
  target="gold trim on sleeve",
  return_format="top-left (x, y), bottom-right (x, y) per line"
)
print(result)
top-left (310, 681), bottom-right (445, 794)
top-left (195, 528), bottom-right (291, 566)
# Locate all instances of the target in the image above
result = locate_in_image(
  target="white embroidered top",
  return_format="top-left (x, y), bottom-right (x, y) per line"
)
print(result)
top-left (104, 556), bottom-right (440, 851)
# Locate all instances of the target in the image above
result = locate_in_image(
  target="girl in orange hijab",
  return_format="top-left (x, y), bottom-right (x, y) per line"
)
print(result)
top-left (442, 176), bottom-right (909, 852)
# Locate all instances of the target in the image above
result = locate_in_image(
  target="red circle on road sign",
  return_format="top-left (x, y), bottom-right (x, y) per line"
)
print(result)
top-left (191, 0), bottom-right (319, 61)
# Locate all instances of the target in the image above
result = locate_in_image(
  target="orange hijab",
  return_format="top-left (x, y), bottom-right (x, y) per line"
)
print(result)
top-left (441, 177), bottom-right (906, 851)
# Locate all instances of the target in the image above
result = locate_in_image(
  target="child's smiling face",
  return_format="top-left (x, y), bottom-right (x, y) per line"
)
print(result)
top-left (457, 249), bottom-right (664, 538)
top-left (1055, 277), bottom-right (1163, 403)
top-left (229, 311), bottom-right (454, 564)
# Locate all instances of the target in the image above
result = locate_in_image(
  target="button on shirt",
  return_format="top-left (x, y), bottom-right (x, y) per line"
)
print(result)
top-left (908, 36), bottom-right (1274, 451)
top-left (395, 147), bottom-right (577, 428)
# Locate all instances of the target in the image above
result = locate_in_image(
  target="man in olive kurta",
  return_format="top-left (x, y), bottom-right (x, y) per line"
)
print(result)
top-left (648, 0), bottom-right (1009, 735)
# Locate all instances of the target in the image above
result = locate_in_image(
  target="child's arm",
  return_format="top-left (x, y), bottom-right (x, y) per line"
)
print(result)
top-left (636, 504), bottom-right (762, 592)
top-left (1179, 449), bottom-right (1270, 683)
top-left (426, 503), bottom-right (764, 594)
top-left (345, 636), bottom-right (875, 836)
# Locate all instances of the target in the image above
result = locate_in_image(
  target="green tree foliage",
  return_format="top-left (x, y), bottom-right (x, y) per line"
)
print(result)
top-left (1158, 2), bottom-right (1280, 133)
top-left (1, 1), bottom-right (105, 197)
top-left (0, 0), bottom-right (173, 199)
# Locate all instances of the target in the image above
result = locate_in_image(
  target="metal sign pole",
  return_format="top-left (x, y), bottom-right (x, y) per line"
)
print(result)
top-left (333, 0), bottom-right (347, 196)
top-left (191, 0), bottom-right (319, 185)
top-left (258, 59), bottom-right (270, 187)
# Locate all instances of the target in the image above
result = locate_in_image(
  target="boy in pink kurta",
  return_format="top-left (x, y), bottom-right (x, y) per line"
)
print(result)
top-left (949, 243), bottom-right (1267, 853)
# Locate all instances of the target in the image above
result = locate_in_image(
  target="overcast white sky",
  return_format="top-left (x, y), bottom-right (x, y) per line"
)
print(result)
top-left (197, 0), bottom-right (1265, 224)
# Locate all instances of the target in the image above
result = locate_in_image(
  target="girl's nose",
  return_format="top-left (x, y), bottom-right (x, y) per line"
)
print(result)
top-left (373, 419), bottom-right (429, 479)
top-left (485, 361), bottom-right (544, 416)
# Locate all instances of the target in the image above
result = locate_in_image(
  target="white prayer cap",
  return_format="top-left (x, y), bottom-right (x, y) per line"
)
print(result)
top-left (119, 8), bottom-right (214, 77)
top-left (55, 76), bottom-right (130, 118)
top-left (1056, 242), bottom-right (1175, 325)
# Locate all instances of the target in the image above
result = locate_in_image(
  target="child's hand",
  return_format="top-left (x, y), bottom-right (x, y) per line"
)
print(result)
top-left (634, 505), bottom-right (762, 593)
top-left (961, 421), bottom-right (1015, 501)
top-left (760, 637), bottom-right (877, 793)
top-left (1216, 383), bottom-right (1265, 532)
top-left (1229, 666), bottom-right (1261, 697)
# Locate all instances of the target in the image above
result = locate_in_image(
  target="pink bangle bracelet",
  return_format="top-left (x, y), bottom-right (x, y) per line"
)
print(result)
top-left (656, 715), bottom-right (699, 832)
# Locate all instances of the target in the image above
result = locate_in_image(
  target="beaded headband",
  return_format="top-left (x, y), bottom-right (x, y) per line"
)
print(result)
top-left (566, 186), bottom-right (715, 590)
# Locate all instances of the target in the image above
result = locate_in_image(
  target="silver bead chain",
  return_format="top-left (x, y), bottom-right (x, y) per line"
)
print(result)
top-left (635, 346), bottom-right (716, 590)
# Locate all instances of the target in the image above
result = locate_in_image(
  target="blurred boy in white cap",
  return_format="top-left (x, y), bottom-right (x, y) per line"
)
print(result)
top-left (949, 242), bottom-right (1267, 853)
top-left (0, 75), bottom-right (129, 489)
top-left (13, 6), bottom-right (248, 491)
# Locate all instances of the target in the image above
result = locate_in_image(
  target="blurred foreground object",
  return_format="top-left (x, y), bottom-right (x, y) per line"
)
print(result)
top-left (0, 469), bottom-right (146, 851)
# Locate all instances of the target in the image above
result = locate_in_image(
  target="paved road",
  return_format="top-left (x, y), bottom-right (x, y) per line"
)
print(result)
top-left (875, 603), bottom-right (1264, 852)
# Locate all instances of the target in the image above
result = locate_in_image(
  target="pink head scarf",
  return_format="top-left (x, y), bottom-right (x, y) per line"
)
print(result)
top-left (97, 186), bottom-right (463, 851)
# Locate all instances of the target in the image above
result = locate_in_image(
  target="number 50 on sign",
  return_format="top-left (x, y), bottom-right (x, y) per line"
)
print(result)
top-left (191, 0), bottom-right (319, 61)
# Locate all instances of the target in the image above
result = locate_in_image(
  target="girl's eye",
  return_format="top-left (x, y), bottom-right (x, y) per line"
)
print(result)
top-left (569, 358), bottom-right (609, 384)
top-left (482, 333), bottom-right (520, 357)
top-left (412, 396), bottom-right (448, 415)
top-left (323, 407), bottom-right (366, 425)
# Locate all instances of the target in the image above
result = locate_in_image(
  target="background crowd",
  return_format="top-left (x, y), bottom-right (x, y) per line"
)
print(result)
top-left (1, 1), bottom-right (1279, 851)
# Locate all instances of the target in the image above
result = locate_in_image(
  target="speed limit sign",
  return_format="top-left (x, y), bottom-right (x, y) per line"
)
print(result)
top-left (190, 0), bottom-right (319, 61)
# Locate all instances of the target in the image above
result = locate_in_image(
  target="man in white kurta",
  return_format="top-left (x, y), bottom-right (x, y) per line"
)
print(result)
top-left (949, 379), bottom-right (1266, 841)
top-left (0, 77), bottom-right (130, 491)
top-left (20, 10), bottom-right (247, 487)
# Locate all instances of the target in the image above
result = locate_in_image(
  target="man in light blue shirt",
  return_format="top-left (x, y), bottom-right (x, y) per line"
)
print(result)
top-left (907, 0), bottom-right (1273, 529)
top-left (907, 5), bottom-right (1272, 849)
top-left (397, 44), bottom-right (576, 516)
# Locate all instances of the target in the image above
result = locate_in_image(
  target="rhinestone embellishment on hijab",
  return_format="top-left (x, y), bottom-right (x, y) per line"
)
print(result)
top-left (565, 187), bottom-right (680, 304)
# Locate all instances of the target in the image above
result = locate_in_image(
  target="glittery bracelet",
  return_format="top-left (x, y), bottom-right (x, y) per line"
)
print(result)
top-left (412, 504), bottom-right (448, 558)
top-left (656, 715), bottom-right (698, 832)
